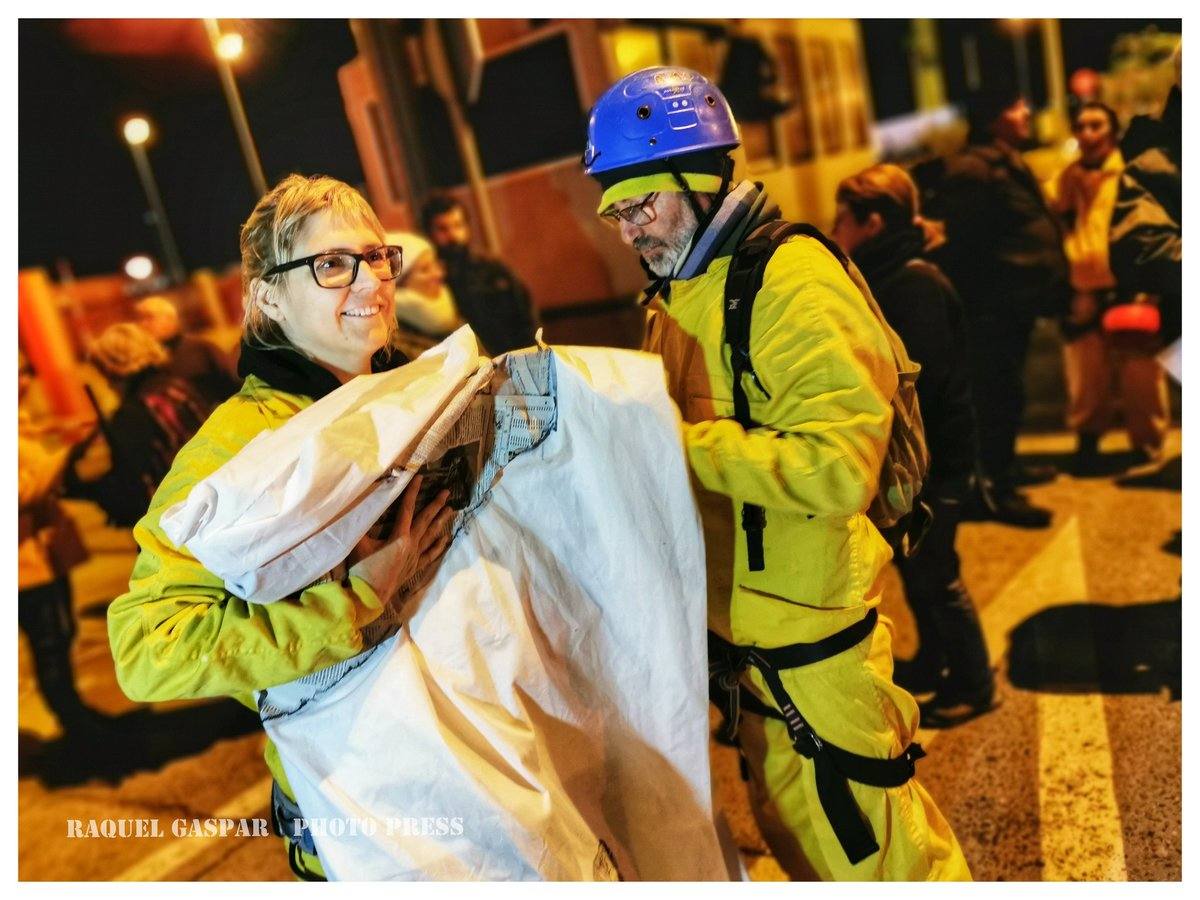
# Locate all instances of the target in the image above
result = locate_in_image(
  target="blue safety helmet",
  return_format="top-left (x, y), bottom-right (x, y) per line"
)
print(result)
top-left (582, 67), bottom-right (741, 177)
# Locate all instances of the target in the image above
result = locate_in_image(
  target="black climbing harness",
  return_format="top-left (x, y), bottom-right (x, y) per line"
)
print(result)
top-left (708, 608), bottom-right (926, 865)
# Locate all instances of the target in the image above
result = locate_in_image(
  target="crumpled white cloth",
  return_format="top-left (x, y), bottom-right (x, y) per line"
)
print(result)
top-left (258, 344), bottom-right (728, 880)
top-left (157, 329), bottom-right (730, 880)
top-left (161, 327), bottom-right (488, 603)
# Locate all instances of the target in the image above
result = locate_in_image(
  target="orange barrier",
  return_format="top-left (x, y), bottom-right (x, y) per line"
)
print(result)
top-left (17, 269), bottom-right (95, 421)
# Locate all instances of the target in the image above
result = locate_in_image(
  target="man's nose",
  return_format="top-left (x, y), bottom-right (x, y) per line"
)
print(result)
top-left (618, 218), bottom-right (643, 246)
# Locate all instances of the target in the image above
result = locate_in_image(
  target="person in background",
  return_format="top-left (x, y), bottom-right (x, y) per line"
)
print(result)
top-left (1109, 45), bottom-right (1182, 369)
top-left (386, 230), bottom-right (465, 359)
top-left (833, 164), bottom-right (995, 727)
top-left (921, 86), bottom-right (1070, 528)
top-left (74, 323), bottom-right (212, 527)
top-left (19, 354), bottom-right (103, 737)
top-left (135, 296), bottom-right (240, 403)
top-left (421, 193), bottom-right (539, 355)
top-left (1046, 102), bottom-right (1169, 473)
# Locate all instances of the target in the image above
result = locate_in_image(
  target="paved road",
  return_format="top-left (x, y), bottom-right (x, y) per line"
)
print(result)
top-left (18, 428), bottom-right (1180, 881)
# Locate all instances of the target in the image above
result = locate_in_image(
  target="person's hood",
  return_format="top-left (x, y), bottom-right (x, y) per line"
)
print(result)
top-left (386, 231), bottom-right (434, 274)
top-left (849, 224), bottom-right (926, 286)
top-left (237, 340), bottom-right (406, 400)
top-left (393, 284), bottom-right (464, 338)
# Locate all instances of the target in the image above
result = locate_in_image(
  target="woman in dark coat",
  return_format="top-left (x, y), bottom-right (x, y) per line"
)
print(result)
top-left (833, 164), bottom-right (995, 727)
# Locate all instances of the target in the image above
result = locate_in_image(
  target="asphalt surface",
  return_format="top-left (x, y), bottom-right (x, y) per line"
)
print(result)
top-left (18, 309), bottom-right (1182, 880)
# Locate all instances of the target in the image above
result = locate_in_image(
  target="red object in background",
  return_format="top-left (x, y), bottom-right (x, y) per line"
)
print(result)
top-left (63, 19), bottom-right (212, 60)
top-left (1069, 67), bottom-right (1101, 99)
top-left (1103, 302), bottom-right (1161, 335)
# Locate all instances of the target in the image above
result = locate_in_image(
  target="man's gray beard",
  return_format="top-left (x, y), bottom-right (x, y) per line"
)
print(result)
top-left (642, 203), bottom-right (698, 278)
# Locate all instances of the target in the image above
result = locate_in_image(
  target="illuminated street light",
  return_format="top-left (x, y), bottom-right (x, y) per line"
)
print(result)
top-left (204, 19), bottom-right (268, 197)
top-left (124, 255), bottom-right (156, 280)
top-left (122, 116), bottom-right (151, 146)
top-left (215, 31), bottom-right (244, 61)
top-left (118, 113), bottom-right (186, 285)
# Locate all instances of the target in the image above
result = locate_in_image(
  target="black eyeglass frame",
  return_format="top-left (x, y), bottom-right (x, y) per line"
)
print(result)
top-left (265, 245), bottom-right (404, 288)
top-left (599, 192), bottom-right (660, 227)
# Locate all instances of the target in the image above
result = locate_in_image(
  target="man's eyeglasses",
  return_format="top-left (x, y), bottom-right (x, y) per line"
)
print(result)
top-left (600, 193), bottom-right (659, 229)
top-left (265, 245), bottom-right (404, 289)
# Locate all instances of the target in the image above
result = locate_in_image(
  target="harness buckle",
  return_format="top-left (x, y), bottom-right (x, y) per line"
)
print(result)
top-left (791, 724), bottom-right (823, 758)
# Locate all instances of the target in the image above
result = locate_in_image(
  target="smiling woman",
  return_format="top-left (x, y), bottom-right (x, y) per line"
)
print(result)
top-left (240, 174), bottom-right (403, 381)
top-left (107, 173), bottom-right (455, 882)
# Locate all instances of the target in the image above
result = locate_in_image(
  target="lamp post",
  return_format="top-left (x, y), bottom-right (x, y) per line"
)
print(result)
top-left (1005, 19), bottom-right (1034, 104)
top-left (204, 19), bottom-right (268, 198)
top-left (121, 115), bottom-right (186, 284)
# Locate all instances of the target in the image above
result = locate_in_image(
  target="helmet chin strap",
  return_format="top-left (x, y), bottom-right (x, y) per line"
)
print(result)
top-left (639, 155), bottom-right (735, 304)
top-left (664, 154), bottom-right (735, 248)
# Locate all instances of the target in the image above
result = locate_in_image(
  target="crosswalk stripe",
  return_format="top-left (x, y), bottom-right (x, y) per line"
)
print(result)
top-left (113, 775), bottom-right (275, 881)
top-left (1037, 693), bottom-right (1128, 880)
top-left (912, 512), bottom-right (1128, 879)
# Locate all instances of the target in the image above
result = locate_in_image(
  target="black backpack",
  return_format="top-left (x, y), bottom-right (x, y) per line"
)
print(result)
top-left (722, 220), bottom-right (931, 569)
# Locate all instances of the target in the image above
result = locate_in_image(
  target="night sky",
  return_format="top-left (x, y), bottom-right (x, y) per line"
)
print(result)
top-left (19, 20), bottom-right (366, 278)
top-left (20, 18), bottom-right (1181, 280)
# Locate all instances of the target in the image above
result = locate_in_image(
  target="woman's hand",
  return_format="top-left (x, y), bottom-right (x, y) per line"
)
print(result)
top-left (348, 475), bottom-right (454, 604)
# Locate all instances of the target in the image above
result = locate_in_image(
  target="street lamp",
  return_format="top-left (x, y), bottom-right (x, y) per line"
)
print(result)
top-left (120, 115), bottom-right (186, 285)
top-left (124, 254), bottom-right (156, 281)
top-left (204, 19), bottom-right (268, 198)
top-left (1003, 19), bottom-right (1034, 104)
top-left (215, 32), bottom-right (244, 61)
top-left (123, 116), bottom-right (151, 146)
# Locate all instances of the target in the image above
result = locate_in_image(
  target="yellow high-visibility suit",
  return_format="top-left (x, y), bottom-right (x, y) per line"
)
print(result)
top-left (644, 233), bottom-right (971, 881)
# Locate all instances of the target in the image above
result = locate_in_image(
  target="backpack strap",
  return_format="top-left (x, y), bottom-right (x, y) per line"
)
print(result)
top-left (723, 220), bottom-right (847, 571)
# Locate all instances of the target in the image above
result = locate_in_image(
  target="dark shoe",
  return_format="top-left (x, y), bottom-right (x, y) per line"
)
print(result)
top-left (993, 491), bottom-right (1051, 528)
top-left (1011, 462), bottom-right (1058, 487)
top-left (964, 484), bottom-right (1052, 528)
top-left (919, 691), bottom-right (1000, 729)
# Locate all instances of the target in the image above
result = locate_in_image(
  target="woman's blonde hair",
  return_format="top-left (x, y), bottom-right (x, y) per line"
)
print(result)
top-left (239, 174), bottom-right (392, 350)
top-left (90, 323), bottom-right (169, 379)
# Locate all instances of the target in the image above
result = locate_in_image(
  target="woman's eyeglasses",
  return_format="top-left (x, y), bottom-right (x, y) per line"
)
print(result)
top-left (599, 193), bottom-right (659, 229)
top-left (266, 245), bottom-right (404, 289)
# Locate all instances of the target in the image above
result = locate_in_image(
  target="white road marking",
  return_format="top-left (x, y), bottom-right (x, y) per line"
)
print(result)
top-left (1037, 693), bottom-right (1128, 881)
top-left (113, 775), bottom-right (274, 882)
top-left (912, 512), bottom-right (1128, 879)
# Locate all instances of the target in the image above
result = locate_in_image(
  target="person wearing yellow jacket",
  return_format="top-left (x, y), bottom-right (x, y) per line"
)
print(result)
top-left (108, 175), bottom-right (453, 880)
top-left (1043, 101), bottom-right (1170, 471)
top-left (583, 67), bottom-right (969, 880)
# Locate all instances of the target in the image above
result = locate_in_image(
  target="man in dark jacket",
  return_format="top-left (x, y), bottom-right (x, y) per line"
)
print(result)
top-left (919, 87), bottom-right (1070, 527)
top-left (421, 194), bottom-right (540, 356)
top-left (1110, 83), bottom-right (1181, 348)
